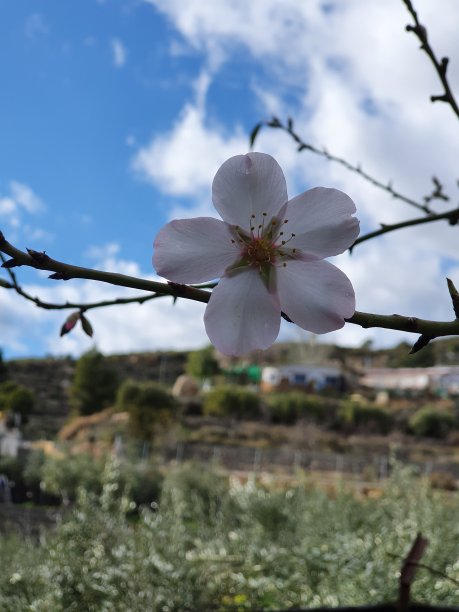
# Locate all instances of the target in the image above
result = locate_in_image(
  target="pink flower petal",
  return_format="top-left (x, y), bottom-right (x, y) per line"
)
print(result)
top-left (280, 187), bottom-right (359, 257)
top-left (276, 259), bottom-right (355, 333)
top-left (153, 217), bottom-right (240, 284)
top-left (212, 153), bottom-right (288, 231)
top-left (204, 267), bottom-right (281, 355)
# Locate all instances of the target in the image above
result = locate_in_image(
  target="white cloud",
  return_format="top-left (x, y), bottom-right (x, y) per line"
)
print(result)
top-left (0, 245), bottom-right (207, 358)
top-left (132, 0), bottom-right (459, 352)
top-left (0, 181), bottom-right (45, 231)
top-left (111, 38), bottom-right (127, 68)
top-left (0, 268), bottom-right (209, 359)
top-left (85, 242), bottom-right (141, 276)
top-left (132, 100), bottom-right (247, 200)
top-left (86, 242), bottom-right (121, 262)
top-left (0, 288), bottom-right (48, 355)
top-left (4, 0), bottom-right (459, 357)
top-left (9, 181), bottom-right (44, 213)
top-left (24, 13), bottom-right (49, 39)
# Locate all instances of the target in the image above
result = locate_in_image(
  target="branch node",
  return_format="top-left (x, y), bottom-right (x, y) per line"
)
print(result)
top-left (430, 94), bottom-right (449, 104)
top-left (406, 316), bottom-right (419, 332)
top-left (168, 281), bottom-right (188, 298)
top-left (440, 56), bottom-right (449, 75)
top-left (447, 277), bottom-right (459, 318)
top-left (27, 249), bottom-right (50, 264)
top-left (409, 334), bottom-right (433, 354)
top-left (49, 272), bottom-right (71, 281)
top-left (1, 258), bottom-right (20, 269)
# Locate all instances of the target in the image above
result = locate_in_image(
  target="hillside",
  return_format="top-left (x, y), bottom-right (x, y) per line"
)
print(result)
top-left (3, 336), bottom-right (459, 438)
top-left (3, 351), bottom-right (187, 438)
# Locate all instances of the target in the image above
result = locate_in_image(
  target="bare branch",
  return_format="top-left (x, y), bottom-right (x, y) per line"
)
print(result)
top-left (351, 206), bottom-right (459, 250)
top-left (0, 248), bottom-right (166, 313)
top-left (252, 117), bottom-right (432, 214)
top-left (403, 0), bottom-right (459, 120)
top-left (0, 232), bottom-right (209, 306)
top-left (3, 232), bottom-right (459, 346)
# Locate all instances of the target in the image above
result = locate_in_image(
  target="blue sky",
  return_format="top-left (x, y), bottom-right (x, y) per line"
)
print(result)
top-left (0, 1), bottom-right (207, 266)
top-left (1, 0), bottom-right (459, 359)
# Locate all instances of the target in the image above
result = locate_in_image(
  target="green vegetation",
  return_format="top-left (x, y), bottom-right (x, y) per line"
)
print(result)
top-left (386, 341), bottom-right (436, 368)
top-left (203, 385), bottom-right (261, 419)
top-left (263, 393), bottom-right (395, 434)
top-left (265, 391), bottom-right (333, 425)
top-left (0, 462), bottom-right (459, 609)
top-left (0, 380), bottom-right (34, 423)
top-left (0, 348), bottom-right (8, 383)
top-left (338, 400), bottom-right (394, 435)
top-left (116, 379), bottom-right (177, 440)
top-left (409, 406), bottom-right (457, 439)
top-left (70, 349), bottom-right (119, 416)
top-left (186, 345), bottom-right (220, 379)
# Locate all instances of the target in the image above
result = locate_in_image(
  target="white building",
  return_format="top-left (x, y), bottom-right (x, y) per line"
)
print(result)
top-left (0, 417), bottom-right (21, 458)
top-left (360, 366), bottom-right (459, 395)
top-left (261, 365), bottom-right (344, 392)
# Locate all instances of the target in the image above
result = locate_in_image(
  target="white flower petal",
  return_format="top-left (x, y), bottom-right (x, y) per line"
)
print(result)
top-left (153, 217), bottom-right (240, 283)
top-left (212, 153), bottom-right (288, 231)
top-left (276, 259), bottom-right (355, 333)
top-left (204, 267), bottom-right (281, 356)
top-left (280, 187), bottom-right (359, 257)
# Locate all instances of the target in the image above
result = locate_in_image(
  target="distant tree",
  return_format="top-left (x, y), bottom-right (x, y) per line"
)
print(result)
top-left (186, 346), bottom-right (220, 380)
top-left (0, 380), bottom-right (34, 424)
top-left (70, 349), bottom-right (119, 416)
top-left (387, 341), bottom-right (436, 368)
top-left (116, 379), bottom-right (177, 440)
top-left (0, 349), bottom-right (8, 383)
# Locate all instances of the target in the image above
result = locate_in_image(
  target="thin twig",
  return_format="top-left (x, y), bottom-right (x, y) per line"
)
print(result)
top-left (388, 553), bottom-right (459, 589)
top-left (352, 206), bottom-right (459, 249)
top-left (0, 232), bottom-right (209, 305)
top-left (0, 249), bottom-right (165, 312)
top-left (403, 0), bottom-right (459, 120)
top-left (251, 117), bottom-right (432, 214)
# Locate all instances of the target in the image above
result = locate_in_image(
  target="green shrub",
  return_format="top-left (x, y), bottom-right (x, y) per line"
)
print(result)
top-left (186, 346), bottom-right (220, 379)
top-left (70, 349), bottom-right (119, 416)
top-left (116, 379), bottom-right (177, 440)
top-left (202, 385), bottom-right (261, 419)
top-left (265, 392), bottom-right (333, 424)
top-left (337, 401), bottom-right (394, 434)
top-left (409, 406), bottom-right (457, 438)
top-left (6, 387), bottom-right (34, 419)
top-left (2, 464), bottom-right (459, 608)
top-left (40, 453), bottom-right (105, 503)
top-left (0, 348), bottom-right (7, 383)
top-left (0, 381), bottom-right (34, 422)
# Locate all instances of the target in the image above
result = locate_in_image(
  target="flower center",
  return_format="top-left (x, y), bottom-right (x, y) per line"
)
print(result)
top-left (246, 237), bottom-right (276, 265)
top-left (228, 214), bottom-right (297, 282)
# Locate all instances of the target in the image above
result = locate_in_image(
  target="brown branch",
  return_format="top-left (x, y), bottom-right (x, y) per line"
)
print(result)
top-left (0, 232), bottom-right (209, 306)
top-left (351, 206), bottom-right (459, 250)
top-left (2, 232), bottom-right (459, 349)
top-left (398, 533), bottom-right (428, 612)
top-left (403, 0), bottom-right (459, 121)
top-left (0, 248), bottom-right (166, 313)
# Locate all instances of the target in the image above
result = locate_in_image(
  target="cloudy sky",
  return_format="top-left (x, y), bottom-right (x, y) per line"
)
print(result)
top-left (1, 0), bottom-right (459, 359)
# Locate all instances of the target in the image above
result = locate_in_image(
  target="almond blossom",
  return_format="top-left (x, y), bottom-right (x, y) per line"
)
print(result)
top-left (153, 153), bottom-right (359, 356)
